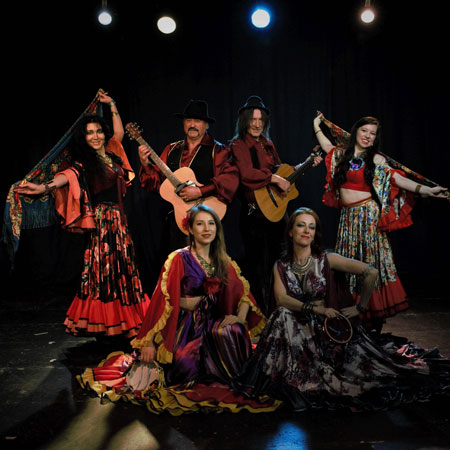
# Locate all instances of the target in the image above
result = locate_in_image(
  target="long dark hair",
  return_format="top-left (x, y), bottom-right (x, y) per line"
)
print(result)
top-left (232, 108), bottom-right (271, 141)
top-left (69, 113), bottom-right (113, 183)
top-left (281, 207), bottom-right (323, 262)
top-left (333, 116), bottom-right (380, 189)
top-left (187, 204), bottom-right (229, 283)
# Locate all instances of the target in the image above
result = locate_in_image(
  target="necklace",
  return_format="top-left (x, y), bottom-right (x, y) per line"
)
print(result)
top-left (349, 156), bottom-right (365, 171)
top-left (99, 153), bottom-right (113, 168)
top-left (195, 252), bottom-right (215, 277)
top-left (292, 255), bottom-right (313, 277)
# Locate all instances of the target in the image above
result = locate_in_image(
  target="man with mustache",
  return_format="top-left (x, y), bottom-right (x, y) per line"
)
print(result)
top-left (138, 99), bottom-right (238, 257)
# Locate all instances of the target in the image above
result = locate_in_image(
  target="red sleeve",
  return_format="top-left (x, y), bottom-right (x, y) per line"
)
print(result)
top-left (54, 166), bottom-right (96, 233)
top-left (208, 144), bottom-right (239, 203)
top-left (131, 251), bottom-right (184, 364)
top-left (378, 168), bottom-right (415, 231)
top-left (231, 139), bottom-right (273, 190)
top-left (139, 144), bottom-right (171, 192)
top-left (106, 137), bottom-right (135, 184)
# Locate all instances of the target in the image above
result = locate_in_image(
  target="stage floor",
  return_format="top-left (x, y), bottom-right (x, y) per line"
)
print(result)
top-left (1, 294), bottom-right (449, 450)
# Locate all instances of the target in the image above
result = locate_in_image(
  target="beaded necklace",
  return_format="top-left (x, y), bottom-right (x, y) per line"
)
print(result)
top-left (195, 252), bottom-right (215, 277)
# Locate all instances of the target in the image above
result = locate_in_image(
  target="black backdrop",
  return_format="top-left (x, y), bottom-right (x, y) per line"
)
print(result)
top-left (2, 0), bottom-right (449, 301)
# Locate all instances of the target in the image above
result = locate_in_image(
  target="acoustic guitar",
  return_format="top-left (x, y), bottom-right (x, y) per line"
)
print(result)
top-left (126, 123), bottom-right (227, 234)
top-left (253, 145), bottom-right (323, 222)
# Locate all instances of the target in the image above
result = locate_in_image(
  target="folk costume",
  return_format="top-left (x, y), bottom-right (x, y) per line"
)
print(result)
top-left (235, 253), bottom-right (450, 412)
top-left (2, 95), bottom-right (150, 337)
top-left (62, 137), bottom-right (150, 337)
top-left (78, 247), bottom-right (281, 415)
top-left (320, 116), bottom-right (415, 325)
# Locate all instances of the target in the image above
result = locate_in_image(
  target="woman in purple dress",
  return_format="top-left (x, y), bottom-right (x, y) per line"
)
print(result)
top-left (78, 205), bottom-right (276, 414)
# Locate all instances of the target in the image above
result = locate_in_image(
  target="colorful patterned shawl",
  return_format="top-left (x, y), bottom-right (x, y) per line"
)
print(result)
top-left (2, 95), bottom-right (100, 264)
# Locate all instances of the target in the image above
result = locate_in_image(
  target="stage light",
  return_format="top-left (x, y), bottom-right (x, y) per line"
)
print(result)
top-left (98, 0), bottom-right (112, 26)
top-left (251, 8), bottom-right (271, 28)
top-left (361, 0), bottom-right (375, 24)
top-left (157, 16), bottom-right (177, 34)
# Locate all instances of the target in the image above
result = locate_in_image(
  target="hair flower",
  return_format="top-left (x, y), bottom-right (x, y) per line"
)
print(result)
top-left (181, 213), bottom-right (190, 232)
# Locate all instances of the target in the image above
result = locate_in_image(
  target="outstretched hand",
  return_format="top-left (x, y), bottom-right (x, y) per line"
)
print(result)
top-left (425, 185), bottom-right (449, 199)
top-left (15, 181), bottom-right (45, 196)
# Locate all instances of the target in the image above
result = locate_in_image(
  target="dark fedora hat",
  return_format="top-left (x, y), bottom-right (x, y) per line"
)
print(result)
top-left (238, 95), bottom-right (270, 115)
top-left (174, 99), bottom-right (215, 123)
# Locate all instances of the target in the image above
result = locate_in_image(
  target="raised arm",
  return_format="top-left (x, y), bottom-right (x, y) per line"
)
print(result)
top-left (327, 252), bottom-right (378, 318)
top-left (313, 112), bottom-right (335, 154)
top-left (97, 89), bottom-right (124, 142)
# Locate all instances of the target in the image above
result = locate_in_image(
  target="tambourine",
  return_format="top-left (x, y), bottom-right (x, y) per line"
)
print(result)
top-left (323, 313), bottom-right (353, 344)
top-left (125, 360), bottom-right (165, 392)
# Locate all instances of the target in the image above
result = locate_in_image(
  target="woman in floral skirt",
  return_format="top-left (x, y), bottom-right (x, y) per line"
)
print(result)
top-left (15, 89), bottom-right (150, 339)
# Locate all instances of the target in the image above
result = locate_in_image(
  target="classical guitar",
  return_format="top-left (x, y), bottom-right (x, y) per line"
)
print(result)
top-left (253, 145), bottom-right (324, 222)
top-left (126, 123), bottom-right (227, 234)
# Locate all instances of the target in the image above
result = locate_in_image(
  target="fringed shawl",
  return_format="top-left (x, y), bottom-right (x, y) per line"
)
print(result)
top-left (2, 95), bottom-right (135, 264)
top-left (2, 95), bottom-right (99, 264)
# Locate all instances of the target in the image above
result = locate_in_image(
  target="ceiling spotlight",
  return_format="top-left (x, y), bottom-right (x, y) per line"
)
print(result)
top-left (98, 0), bottom-right (112, 26)
top-left (251, 8), bottom-right (271, 29)
top-left (361, 0), bottom-right (375, 24)
top-left (157, 16), bottom-right (177, 34)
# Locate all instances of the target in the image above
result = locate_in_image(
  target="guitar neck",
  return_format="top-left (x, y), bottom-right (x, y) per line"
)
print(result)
top-left (135, 137), bottom-right (182, 188)
top-left (287, 147), bottom-right (323, 184)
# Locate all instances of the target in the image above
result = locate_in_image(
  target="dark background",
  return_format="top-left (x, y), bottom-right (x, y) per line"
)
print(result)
top-left (2, 0), bottom-right (449, 302)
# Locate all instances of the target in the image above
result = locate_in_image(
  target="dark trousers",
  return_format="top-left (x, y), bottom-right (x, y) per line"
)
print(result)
top-left (239, 206), bottom-right (286, 316)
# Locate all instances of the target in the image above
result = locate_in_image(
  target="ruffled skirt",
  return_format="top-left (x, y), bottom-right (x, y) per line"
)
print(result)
top-left (64, 203), bottom-right (150, 338)
top-left (336, 199), bottom-right (408, 322)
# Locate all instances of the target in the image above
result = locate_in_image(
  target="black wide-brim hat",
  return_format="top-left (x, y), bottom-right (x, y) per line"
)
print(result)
top-left (238, 95), bottom-right (271, 115)
top-left (174, 99), bottom-right (216, 123)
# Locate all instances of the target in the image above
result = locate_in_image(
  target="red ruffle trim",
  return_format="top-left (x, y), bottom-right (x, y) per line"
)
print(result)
top-left (64, 294), bottom-right (151, 338)
top-left (88, 352), bottom-right (279, 411)
top-left (362, 278), bottom-right (408, 320)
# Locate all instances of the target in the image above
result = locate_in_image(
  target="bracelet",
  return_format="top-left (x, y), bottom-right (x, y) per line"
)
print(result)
top-left (44, 181), bottom-right (55, 194)
top-left (356, 304), bottom-right (366, 313)
top-left (415, 184), bottom-right (422, 194)
top-left (302, 302), bottom-right (315, 314)
top-left (111, 111), bottom-right (119, 116)
top-left (315, 129), bottom-right (322, 135)
top-left (109, 100), bottom-right (116, 106)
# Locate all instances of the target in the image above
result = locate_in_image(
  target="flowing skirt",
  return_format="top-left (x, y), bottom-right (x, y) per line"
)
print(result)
top-left (65, 203), bottom-right (150, 338)
top-left (77, 307), bottom-right (281, 415)
top-left (235, 307), bottom-right (450, 411)
top-left (335, 199), bottom-right (408, 323)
